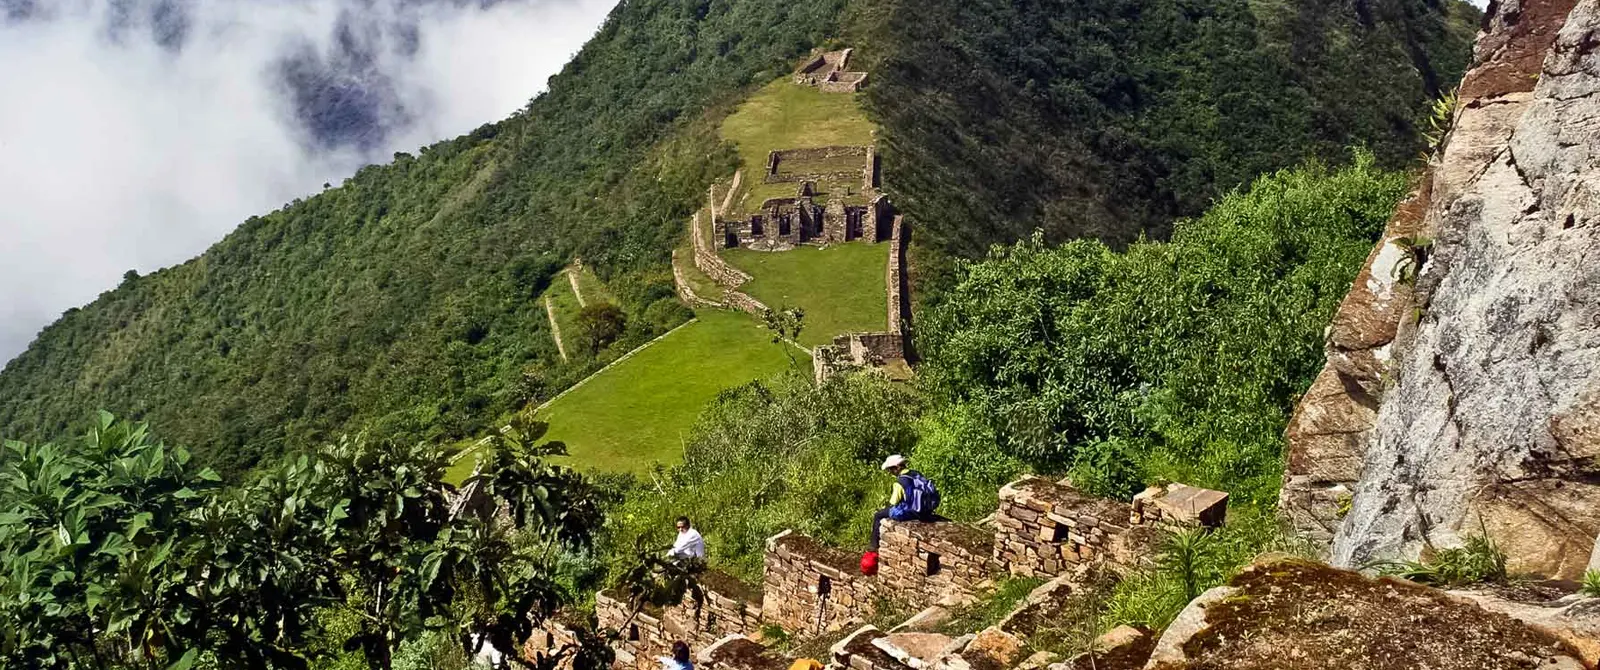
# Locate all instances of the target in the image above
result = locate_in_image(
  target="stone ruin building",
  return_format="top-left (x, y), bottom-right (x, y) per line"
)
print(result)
top-left (714, 146), bottom-right (887, 251)
top-left (795, 48), bottom-right (868, 93)
top-left (522, 477), bottom-right (1230, 670)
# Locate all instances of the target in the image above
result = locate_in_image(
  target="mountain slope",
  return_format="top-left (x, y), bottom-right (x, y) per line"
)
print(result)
top-left (856, 0), bottom-right (1480, 258)
top-left (0, 0), bottom-right (852, 474)
top-left (0, 0), bottom-right (1477, 475)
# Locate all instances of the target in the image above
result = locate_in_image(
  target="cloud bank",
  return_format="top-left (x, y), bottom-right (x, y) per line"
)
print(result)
top-left (0, 0), bottom-right (615, 362)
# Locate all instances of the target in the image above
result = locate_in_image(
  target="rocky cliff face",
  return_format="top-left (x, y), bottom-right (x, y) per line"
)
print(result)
top-left (1283, 0), bottom-right (1600, 579)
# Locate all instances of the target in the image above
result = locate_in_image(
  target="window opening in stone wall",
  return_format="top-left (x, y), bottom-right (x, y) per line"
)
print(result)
top-left (752, 215), bottom-right (764, 236)
top-left (926, 552), bottom-right (942, 576)
top-left (726, 230), bottom-right (739, 248)
top-left (628, 624), bottom-right (640, 642)
top-left (779, 213), bottom-right (791, 237)
top-left (817, 574), bottom-right (833, 597)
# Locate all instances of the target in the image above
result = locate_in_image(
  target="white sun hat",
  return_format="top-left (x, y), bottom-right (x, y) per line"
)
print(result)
top-left (881, 454), bottom-right (907, 470)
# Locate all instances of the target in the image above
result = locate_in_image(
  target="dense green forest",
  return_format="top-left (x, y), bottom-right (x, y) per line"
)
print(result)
top-left (855, 0), bottom-right (1477, 258)
top-left (0, 0), bottom-right (1474, 476)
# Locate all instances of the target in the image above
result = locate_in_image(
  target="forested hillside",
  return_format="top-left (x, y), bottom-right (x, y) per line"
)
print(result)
top-left (856, 0), bottom-right (1479, 258)
top-left (0, 0), bottom-right (852, 474)
top-left (0, 0), bottom-right (1476, 475)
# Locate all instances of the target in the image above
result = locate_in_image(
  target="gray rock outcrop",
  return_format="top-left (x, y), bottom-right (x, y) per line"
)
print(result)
top-left (1319, 0), bottom-right (1600, 579)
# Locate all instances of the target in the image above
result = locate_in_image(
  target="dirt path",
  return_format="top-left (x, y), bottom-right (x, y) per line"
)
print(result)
top-left (566, 268), bottom-right (588, 307)
top-left (545, 295), bottom-right (569, 362)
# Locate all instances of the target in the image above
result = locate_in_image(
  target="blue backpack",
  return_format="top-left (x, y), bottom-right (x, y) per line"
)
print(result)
top-left (899, 470), bottom-right (940, 515)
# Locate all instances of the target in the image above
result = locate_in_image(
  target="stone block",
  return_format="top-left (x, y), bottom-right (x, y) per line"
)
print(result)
top-left (1150, 484), bottom-right (1229, 528)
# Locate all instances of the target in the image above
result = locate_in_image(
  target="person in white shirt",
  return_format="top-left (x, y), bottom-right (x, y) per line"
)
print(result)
top-left (668, 516), bottom-right (706, 561)
top-left (658, 641), bottom-right (693, 670)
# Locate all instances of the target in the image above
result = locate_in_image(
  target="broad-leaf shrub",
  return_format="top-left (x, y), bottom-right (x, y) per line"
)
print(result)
top-left (921, 154), bottom-right (1409, 505)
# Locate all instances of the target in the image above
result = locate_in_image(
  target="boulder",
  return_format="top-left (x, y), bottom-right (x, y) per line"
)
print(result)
top-left (1144, 586), bottom-right (1235, 668)
top-left (874, 633), bottom-right (956, 669)
top-left (1327, 0), bottom-right (1600, 580)
top-left (1450, 588), bottom-right (1600, 665)
top-left (1142, 557), bottom-right (1588, 670)
top-left (963, 627), bottom-right (1025, 668)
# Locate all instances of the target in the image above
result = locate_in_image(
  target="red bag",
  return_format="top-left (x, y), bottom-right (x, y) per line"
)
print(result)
top-left (860, 550), bottom-right (879, 576)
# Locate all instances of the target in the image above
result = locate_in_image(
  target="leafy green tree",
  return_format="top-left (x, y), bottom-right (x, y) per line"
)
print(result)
top-left (0, 413), bottom-right (612, 670)
top-left (576, 304), bottom-right (628, 356)
top-left (0, 411), bottom-right (223, 669)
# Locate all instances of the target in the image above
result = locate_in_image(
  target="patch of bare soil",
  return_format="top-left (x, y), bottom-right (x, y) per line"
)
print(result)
top-left (1162, 559), bottom-right (1585, 670)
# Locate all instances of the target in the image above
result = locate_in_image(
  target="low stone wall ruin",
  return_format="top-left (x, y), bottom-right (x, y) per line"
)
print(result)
top-left (593, 569), bottom-right (764, 670)
top-left (994, 477), bottom-right (1227, 578)
top-left (523, 474), bottom-right (1230, 670)
top-left (885, 215), bottom-right (908, 338)
top-left (878, 519), bottom-right (996, 607)
top-left (762, 530), bottom-right (878, 636)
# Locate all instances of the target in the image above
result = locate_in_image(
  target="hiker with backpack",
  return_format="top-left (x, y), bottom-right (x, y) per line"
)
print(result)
top-left (867, 454), bottom-right (939, 553)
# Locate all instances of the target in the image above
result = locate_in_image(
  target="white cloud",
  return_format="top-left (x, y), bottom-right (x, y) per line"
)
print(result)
top-left (0, 0), bottom-right (615, 362)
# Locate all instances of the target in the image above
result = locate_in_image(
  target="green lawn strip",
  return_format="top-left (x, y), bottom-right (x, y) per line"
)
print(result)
top-left (444, 437), bottom-right (492, 485)
top-left (546, 275), bottom-right (585, 354)
top-left (722, 243), bottom-right (888, 347)
top-left (537, 310), bottom-right (807, 473)
top-left (573, 265), bottom-right (615, 305)
top-left (676, 238), bottom-right (729, 302)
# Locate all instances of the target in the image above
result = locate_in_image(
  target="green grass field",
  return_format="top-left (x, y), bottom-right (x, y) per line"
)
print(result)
top-left (544, 275), bottom-right (584, 357)
top-left (721, 79), bottom-right (875, 214)
top-left (571, 265), bottom-right (614, 306)
top-left (723, 243), bottom-right (888, 346)
top-left (536, 310), bottom-right (806, 473)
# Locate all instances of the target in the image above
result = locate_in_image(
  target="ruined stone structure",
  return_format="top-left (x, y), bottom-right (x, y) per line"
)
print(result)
top-left (593, 571), bottom-right (765, 670)
top-left (813, 216), bottom-right (911, 383)
top-left (994, 477), bottom-right (1227, 578)
top-left (795, 48), bottom-right (868, 93)
top-left (716, 148), bottom-right (888, 251)
top-left (523, 475), bottom-right (1229, 670)
top-left (762, 531), bottom-right (879, 636)
top-left (1280, 0), bottom-right (1600, 581)
top-left (876, 520), bottom-right (996, 607)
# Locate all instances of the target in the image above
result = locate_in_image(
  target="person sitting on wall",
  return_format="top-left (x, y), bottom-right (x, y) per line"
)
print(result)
top-left (659, 641), bottom-right (694, 670)
top-left (867, 454), bottom-right (940, 552)
top-left (668, 516), bottom-right (706, 562)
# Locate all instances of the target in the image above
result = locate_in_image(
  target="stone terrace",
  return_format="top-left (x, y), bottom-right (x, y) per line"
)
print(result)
top-left (763, 530), bottom-right (878, 636)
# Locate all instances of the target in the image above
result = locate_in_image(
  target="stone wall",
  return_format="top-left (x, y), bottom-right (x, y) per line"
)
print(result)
top-left (593, 570), bottom-right (764, 670)
top-left (994, 477), bottom-right (1227, 577)
top-left (687, 208), bottom-right (768, 316)
top-left (521, 616), bottom-right (585, 669)
top-left (877, 519), bottom-right (996, 607)
top-left (794, 49), bottom-right (867, 93)
top-left (765, 146), bottom-right (873, 184)
top-left (762, 530), bottom-right (877, 636)
top-left (884, 215), bottom-right (908, 338)
top-left (818, 72), bottom-right (867, 94)
top-left (596, 590), bottom-right (668, 670)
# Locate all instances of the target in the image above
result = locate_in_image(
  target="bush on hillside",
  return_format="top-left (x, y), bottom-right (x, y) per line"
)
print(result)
top-left (601, 372), bottom-right (921, 582)
top-left (920, 153), bottom-right (1410, 506)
